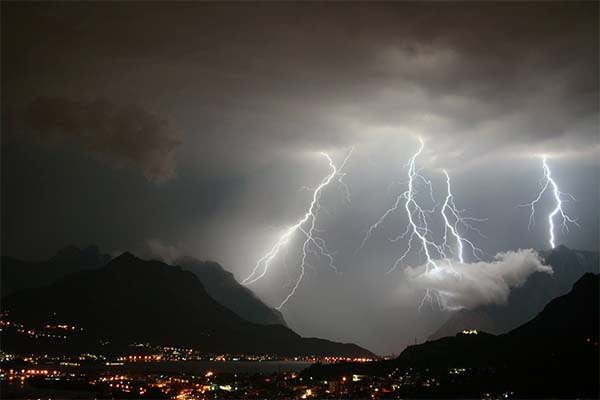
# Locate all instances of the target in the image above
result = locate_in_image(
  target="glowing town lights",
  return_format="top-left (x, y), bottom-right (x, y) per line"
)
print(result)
top-left (242, 148), bottom-right (353, 309)
top-left (522, 156), bottom-right (579, 249)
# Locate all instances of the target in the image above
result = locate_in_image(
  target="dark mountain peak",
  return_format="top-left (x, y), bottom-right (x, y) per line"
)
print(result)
top-left (2, 245), bottom-right (111, 296)
top-left (429, 249), bottom-right (599, 340)
top-left (178, 258), bottom-right (234, 279)
top-left (573, 272), bottom-right (599, 291)
top-left (2, 253), bottom-right (373, 357)
top-left (106, 252), bottom-right (140, 271)
top-left (106, 252), bottom-right (191, 281)
top-left (509, 273), bottom-right (598, 339)
top-left (113, 251), bottom-right (137, 261)
top-left (110, 251), bottom-right (166, 269)
top-left (176, 257), bottom-right (287, 327)
top-left (539, 245), bottom-right (577, 267)
top-left (304, 267), bottom-right (599, 397)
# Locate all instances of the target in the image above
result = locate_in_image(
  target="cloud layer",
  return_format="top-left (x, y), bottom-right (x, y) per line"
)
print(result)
top-left (4, 3), bottom-right (598, 177)
top-left (25, 96), bottom-right (181, 182)
top-left (407, 249), bottom-right (553, 310)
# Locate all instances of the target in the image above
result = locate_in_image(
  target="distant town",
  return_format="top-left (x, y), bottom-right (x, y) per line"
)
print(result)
top-left (0, 350), bottom-right (485, 400)
top-left (1, 313), bottom-right (385, 399)
top-left (0, 314), bottom-right (505, 399)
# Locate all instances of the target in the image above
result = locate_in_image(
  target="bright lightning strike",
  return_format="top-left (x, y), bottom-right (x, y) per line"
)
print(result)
top-left (391, 138), bottom-right (444, 274)
top-left (522, 156), bottom-right (579, 249)
top-left (358, 138), bottom-right (485, 311)
top-left (359, 138), bottom-right (445, 275)
top-left (441, 170), bottom-right (486, 264)
top-left (242, 149), bottom-right (353, 309)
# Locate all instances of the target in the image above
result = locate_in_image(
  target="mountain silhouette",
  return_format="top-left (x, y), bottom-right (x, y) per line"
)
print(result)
top-left (1, 245), bottom-right (111, 296)
top-left (429, 246), bottom-right (599, 340)
top-left (303, 272), bottom-right (599, 398)
top-left (510, 272), bottom-right (598, 338)
top-left (1, 252), bottom-right (373, 357)
top-left (176, 257), bottom-right (287, 326)
top-left (3, 246), bottom-right (287, 328)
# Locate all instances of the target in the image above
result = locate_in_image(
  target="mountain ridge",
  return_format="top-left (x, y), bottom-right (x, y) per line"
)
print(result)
top-left (1, 245), bottom-right (111, 296)
top-left (3, 246), bottom-right (287, 328)
top-left (302, 272), bottom-right (599, 398)
top-left (428, 246), bottom-right (599, 340)
top-left (176, 257), bottom-right (287, 327)
top-left (1, 252), bottom-right (374, 357)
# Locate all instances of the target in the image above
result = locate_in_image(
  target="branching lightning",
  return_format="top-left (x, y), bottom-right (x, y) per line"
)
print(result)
top-left (242, 149), bottom-right (353, 309)
top-left (388, 138), bottom-right (444, 275)
top-left (441, 170), bottom-right (486, 263)
top-left (358, 138), bottom-right (485, 310)
top-left (522, 156), bottom-right (579, 249)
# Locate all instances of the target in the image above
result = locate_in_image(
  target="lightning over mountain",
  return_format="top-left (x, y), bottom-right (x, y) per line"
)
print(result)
top-left (522, 156), bottom-right (579, 249)
top-left (242, 149), bottom-right (353, 309)
top-left (358, 138), bottom-right (485, 310)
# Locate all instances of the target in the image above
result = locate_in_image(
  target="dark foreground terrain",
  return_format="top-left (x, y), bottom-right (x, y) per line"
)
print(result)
top-left (1, 252), bottom-right (373, 358)
top-left (304, 273), bottom-right (600, 398)
top-left (1, 246), bottom-right (598, 399)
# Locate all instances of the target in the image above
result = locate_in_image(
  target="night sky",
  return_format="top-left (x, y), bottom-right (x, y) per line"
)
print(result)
top-left (2, 2), bottom-right (598, 354)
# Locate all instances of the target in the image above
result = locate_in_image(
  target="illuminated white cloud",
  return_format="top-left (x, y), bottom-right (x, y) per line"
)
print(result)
top-left (406, 249), bottom-right (553, 310)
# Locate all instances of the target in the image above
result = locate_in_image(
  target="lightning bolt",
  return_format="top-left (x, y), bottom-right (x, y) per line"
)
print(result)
top-left (391, 138), bottom-right (444, 273)
top-left (337, 147), bottom-right (354, 205)
top-left (358, 138), bottom-right (485, 311)
top-left (522, 156), bottom-right (579, 249)
top-left (358, 138), bottom-right (444, 274)
top-left (441, 170), bottom-right (486, 263)
top-left (242, 149), bottom-right (353, 309)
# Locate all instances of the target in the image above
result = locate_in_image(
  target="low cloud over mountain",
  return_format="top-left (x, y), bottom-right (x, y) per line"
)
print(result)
top-left (407, 249), bottom-right (552, 310)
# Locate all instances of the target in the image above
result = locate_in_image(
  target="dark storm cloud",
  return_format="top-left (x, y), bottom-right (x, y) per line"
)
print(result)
top-left (3, 3), bottom-right (597, 173)
top-left (25, 96), bottom-right (180, 182)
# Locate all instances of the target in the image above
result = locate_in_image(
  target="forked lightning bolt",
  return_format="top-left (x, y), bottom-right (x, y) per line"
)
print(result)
top-left (441, 170), bottom-right (486, 263)
top-left (358, 138), bottom-right (484, 310)
top-left (522, 156), bottom-right (579, 249)
top-left (242, 149), bottom-right (353, 309)
top-left (387, 138), bottom-right (444, 275)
